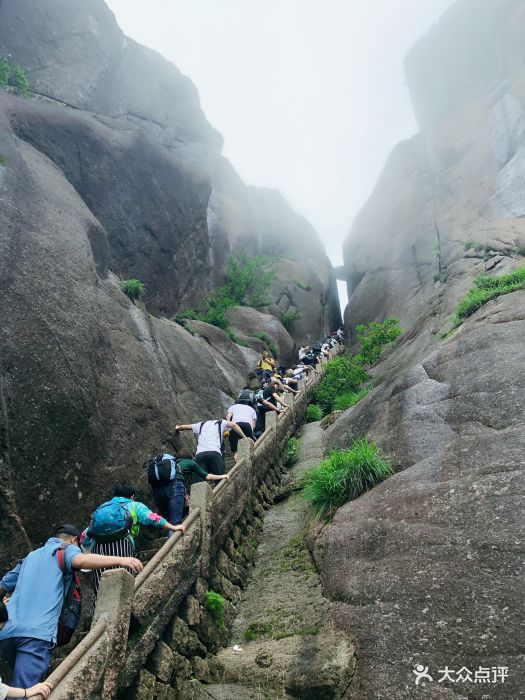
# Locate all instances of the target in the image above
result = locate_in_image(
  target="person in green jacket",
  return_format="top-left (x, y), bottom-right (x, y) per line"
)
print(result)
top-left (177, 450), bottom-right (229, 493)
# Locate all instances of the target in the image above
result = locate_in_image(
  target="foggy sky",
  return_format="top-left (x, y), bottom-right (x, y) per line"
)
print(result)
top-left (105, 0), bottom-right (453, 273)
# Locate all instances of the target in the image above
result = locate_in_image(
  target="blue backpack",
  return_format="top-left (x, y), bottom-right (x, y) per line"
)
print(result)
top-left (88, 500), bottom-right (134, 543)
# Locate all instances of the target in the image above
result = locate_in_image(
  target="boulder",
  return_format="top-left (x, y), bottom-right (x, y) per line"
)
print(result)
top-left (225, 307), bottom-right (295, 364)
top-left (215, 631), bottom-right (355, 698)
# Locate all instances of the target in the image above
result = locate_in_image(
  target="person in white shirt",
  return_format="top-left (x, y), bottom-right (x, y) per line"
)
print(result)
top-left (225, 394), bottom-right (257, 461)
top-left (175, 419), bottom-right (246, 474)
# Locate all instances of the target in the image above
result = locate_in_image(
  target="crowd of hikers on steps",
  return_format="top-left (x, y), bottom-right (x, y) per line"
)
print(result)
top-left (0, 328), bottom-right (344, 697)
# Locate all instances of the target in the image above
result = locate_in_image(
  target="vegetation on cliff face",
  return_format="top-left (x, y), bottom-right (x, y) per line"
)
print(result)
top-left (314, 317), bottom-right (402, 414)
top-left (281, 308), bottom-right (301, 331)
top-left (452, 266), bottom-right (525, 326)
top-left (0, 56), bottom-right (30, 95)
top-left (306, 404), bottom-right (324, 422)
top-left (283, 436), bottom-right (300, 466)
top-left (251, 332), bottom-right (278, 357)
top-left (205, 591), bottom-right (226, 628)
top-left (175, 251), bottom-right (275, 335)
top-left (303, 437), bottom-right (392, 518)
top-left (120, 278), bottom-right (146, 301)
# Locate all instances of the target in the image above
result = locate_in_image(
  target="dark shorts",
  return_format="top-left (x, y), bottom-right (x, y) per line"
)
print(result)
top-left (229, 422), bottom-right (254, 453)
top-left (195, 450), bottom-right (225, 475)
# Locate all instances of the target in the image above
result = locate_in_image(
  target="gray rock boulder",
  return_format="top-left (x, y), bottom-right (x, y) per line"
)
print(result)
top-left (0, 99), bottom-right (259, 567)
top-left (225, 307), bottom-right (295, 364)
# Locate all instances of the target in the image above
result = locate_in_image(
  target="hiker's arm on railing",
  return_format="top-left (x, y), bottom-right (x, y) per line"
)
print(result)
top-left (72, 553), bottom-right (143, 573)
top-left (228, 421), bottom-right (247, 440)
top-left (134, 507), bottom-right (201, 592)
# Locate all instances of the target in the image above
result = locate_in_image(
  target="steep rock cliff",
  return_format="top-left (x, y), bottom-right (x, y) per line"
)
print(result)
top-left (0, 0), bottom-right (339, 568)
top-left (0, 0), bottom-right (340, 337)
top-left (328, 1), bottom-right (525, 699)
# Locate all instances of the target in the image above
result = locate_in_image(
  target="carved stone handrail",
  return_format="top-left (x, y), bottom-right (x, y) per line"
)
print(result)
top-left (134, 506), bottom-right (201, 593)
top-left (45, 343), bottom-right (340, 699)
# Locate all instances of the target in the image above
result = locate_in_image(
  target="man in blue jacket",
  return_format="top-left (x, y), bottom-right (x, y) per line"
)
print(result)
top-left (0, 523), bottom-right (143, 688)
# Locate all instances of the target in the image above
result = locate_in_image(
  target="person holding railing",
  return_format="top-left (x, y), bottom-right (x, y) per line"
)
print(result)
top-left (80, 484), bottom-right (185, 597)
top-left (225, 390), bottom-right (257, 462)
top-left (175, 419), bottom-right (247, 475)
top-left (0, 524), bottom-right (143, 689)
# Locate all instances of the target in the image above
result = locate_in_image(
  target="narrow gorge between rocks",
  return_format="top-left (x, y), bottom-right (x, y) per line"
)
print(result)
top-left (1, 1), bottom-right (524, 699)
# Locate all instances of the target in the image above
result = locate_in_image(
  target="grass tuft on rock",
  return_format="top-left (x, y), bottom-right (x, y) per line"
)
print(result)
top-left (120, 278), bottom-right (145, 301)
top-left (283, 436), bottom-right (300, 466)
top-left (333, 387), bottom-right (372, 411)
top-left (452, 267), bottom-right (525, 326)
top-left (306, 404), bottom-right (323, 422)
top-left (205, 591), bottom-right (226, 628)
top-left (303, 438), bottom-right (392, 519)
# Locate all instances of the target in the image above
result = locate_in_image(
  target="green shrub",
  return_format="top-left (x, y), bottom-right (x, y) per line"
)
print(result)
top-left (294, 279), bottom-right (312, 291)
top-left (0, 57), bottom-right (9, 88)
top-left (284, 436), bottom-right (300, 466)
top-left (306, 404), bottom-right (323, 422)
top-left (315, 356), bottom-right (370, 414)
top-left (281, 308), bottom-right (301, 331)
top-left (355, 318), bottom-right (403, 366)
top-left (252, 332), bottom-right (278, 358)
top-left (333, 387), bottom-right (372, 411)
top-left (11, 64), bottom-right (30, 96)
top-left (434, 240), bottom-right (442, 258)
top-left (172, 251), bottom-right (275, 335)
top-left (452, 267), bottom-right (525, 326)
top-left (303, 438), bottom-right (392, 518)
top-left (223, 250), bottom-right (275, 308)
top-left (120, 278), bottom-right (145, 301)
top-left (205, 591), bottom-right (225, 628)
top-left (314, 319), bottom-right (402, 414)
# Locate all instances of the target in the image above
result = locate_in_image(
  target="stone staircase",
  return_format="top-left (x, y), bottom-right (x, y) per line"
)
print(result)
top-left (51, 444), bottom-right (239, 670)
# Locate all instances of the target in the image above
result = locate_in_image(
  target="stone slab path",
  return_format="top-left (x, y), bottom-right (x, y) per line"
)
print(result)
top-left (205, 422), bottom-right (354, 699)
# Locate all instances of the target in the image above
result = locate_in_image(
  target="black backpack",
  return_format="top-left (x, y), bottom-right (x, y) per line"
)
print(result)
top-left (144, 454), bottom-right (177, 487)
top-left (199, 420), bottom-right (225, 454)
top-left (237, 389), bottom-right (256, 406)
top-left (55, 544), bottom-right (82, 647)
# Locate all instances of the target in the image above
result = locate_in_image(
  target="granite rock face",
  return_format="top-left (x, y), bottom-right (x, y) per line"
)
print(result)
top-left (0, 0), bottom-right (340, 340)
top-left (0, 90), bottom-right (258, 565)
top-left (0, 0), bottom-right (339, 566)
top-left (331, 1), bottom-right (525, 698)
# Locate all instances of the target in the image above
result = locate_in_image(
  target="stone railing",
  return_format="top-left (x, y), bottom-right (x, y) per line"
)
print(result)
top-left (41, 348), bottom-right (339, 700)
